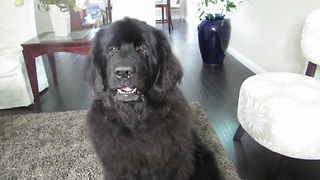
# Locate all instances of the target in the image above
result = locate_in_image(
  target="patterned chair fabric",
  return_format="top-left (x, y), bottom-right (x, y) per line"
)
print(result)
top-left (301, 8), bottom-right (320, 65)
top-left (235, 8), bottom-right (320, 160)
top-left (238, 72), bottom-right (320, 159)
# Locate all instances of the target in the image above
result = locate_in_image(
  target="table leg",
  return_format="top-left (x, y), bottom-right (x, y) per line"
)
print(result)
top-left (166, 6), bottom-right (173, 33)
top-left (233, 125), bottom-right (246, 141)
top-left (23, 49), bottom-right (41, 110)
top-left (161, 7), bottom-right (165, 23)
top-left (47, 53), bottom-right (58, 86)
top-left (305, 61), bottom-right (317, 77)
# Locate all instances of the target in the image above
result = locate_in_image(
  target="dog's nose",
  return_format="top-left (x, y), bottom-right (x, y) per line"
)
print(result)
top-left (114, 66), bottom-right (134, 79)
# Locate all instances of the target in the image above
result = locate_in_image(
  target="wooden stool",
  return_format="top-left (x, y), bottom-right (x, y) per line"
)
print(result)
top-left (156, 0), bottom-right (173, 33)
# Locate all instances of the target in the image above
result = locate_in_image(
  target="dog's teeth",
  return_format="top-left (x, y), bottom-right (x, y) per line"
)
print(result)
top-left (117, 88), bottom-right (138, 95)
top-left (117, 89), bottom-right (122, 94)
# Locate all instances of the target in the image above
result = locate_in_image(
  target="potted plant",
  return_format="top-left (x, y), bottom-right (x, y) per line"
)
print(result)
top-left (37, 0), bottom-right (86, 37)
top-left (196, 0), bottom-right (242, 20)
top-left (196, 0), bottom-right (243, 65)
top-left (14, 0), bottom-right (86, 36)
top-left (37, 0), bottom-right (86, 12)
top-left (14, 0), bottom-right (85, 12)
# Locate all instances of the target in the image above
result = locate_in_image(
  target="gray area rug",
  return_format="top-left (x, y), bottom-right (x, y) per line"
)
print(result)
top-left (0, 102), bottom-right (240, 179)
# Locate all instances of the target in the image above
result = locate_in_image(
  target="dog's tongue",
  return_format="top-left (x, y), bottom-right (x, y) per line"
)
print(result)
top-left (122, 86), bottom-right (132, 92)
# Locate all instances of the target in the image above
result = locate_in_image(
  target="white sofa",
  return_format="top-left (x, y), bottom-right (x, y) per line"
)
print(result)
top-left (0, 1), bottom-right (48, 109)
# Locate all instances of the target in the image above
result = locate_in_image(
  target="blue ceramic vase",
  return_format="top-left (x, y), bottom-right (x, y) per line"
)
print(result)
top-left (198, 15), bottom-right (231, 65)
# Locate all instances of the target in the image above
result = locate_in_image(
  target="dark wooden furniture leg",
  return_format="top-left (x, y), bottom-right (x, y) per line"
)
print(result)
top-left (166, 0), bottom-right (173, 33)
top-left (161, 7), bottom-right (165, 23)
top-left (305, 61), bottom-right (317, 77)
top-left (105, 0), bottom-right (112, 23)
top-left (22, 49), bottom-right (41, 110)
top-left (47, 53), bottom-right (58, 86)
top-left (233, 125), bottom-right (246, 141)
top-left (156, 1), bottom-right (173, 33)
top-left (267, 152), bottom-right (283, 180)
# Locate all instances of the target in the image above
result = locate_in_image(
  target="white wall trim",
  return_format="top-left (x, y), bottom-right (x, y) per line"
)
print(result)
top-left (227, 46), bottom-right (267, 74)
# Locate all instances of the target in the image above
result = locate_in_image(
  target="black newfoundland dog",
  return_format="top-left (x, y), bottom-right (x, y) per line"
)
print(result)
top-left (83, 18), bottom-right (221, 180)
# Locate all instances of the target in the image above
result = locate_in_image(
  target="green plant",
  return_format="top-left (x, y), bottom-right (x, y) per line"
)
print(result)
top-left (196, 0), bottom-right (243, 20)
top-left (38, 0), bottom-right (73, 12)
top-left (13, 0), bottom-right (85, 12)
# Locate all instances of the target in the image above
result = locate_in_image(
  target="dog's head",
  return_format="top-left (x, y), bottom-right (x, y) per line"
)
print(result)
top-left (83, 18), bottom-right (183, 103)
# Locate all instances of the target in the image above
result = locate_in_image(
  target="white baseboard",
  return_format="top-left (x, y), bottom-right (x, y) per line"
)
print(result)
top-left (227, 46), bottom-right (267, 74)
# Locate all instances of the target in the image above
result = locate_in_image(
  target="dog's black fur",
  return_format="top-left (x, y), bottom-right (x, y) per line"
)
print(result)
top-left (83, 18), bottom-right (221, 180)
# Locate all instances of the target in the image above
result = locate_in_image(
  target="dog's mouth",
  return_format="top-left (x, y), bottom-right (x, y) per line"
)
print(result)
top-left (114, 86), bottom-right (144, 102)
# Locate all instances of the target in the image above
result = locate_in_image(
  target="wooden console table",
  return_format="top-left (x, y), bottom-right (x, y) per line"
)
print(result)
top-left (21, 29), bottom-right (97, 110)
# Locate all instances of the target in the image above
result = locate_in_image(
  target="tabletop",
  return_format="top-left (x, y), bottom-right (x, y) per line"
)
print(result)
top-left (21, 29), bottom-right (99, 46)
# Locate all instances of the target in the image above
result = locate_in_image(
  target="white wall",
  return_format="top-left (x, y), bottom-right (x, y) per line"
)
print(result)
top-left (185, 0), bottom-right (320, 77)
top-left (112, 0), bottom-right (156, 26)
top-left (228, 0), bottom-right (320, 75)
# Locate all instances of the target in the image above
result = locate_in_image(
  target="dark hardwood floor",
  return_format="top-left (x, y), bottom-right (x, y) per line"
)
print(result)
top-left (1, 20), bottom-right (320, 180)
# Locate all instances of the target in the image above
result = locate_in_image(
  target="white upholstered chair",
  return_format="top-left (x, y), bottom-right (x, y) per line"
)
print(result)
top-left (233, 8), bottom-right (320, 178)
top-left (0, 1), bottom-right (48, 109)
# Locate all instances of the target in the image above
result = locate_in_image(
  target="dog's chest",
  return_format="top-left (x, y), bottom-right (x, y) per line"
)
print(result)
top-left (105, 115), bottom-right (184, 162)
top-left (105, 128), bottom-right (181, 170)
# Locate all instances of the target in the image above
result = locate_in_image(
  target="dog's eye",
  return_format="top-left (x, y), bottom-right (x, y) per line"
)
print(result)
top-left (136, 46), bottom-right (146, 54)
top-left (109, 46), bottom-right (118, 54)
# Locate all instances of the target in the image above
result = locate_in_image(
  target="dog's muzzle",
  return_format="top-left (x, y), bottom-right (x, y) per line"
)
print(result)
top-left (113, 66), bottom-right (144, 102)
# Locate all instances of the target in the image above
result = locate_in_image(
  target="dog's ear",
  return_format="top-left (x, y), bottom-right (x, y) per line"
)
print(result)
top-left (81, 54), bottom-right (105, 92)
top-left (153, 38), bottom-right (183, 92)
top-left (81, 30), bottom-right (108, 92)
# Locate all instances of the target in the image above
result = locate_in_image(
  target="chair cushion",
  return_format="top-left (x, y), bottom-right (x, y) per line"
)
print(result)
top-left (238, 72), bottom-right (320, 159)
top-left (301, 8), bottom-right (320, 65)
